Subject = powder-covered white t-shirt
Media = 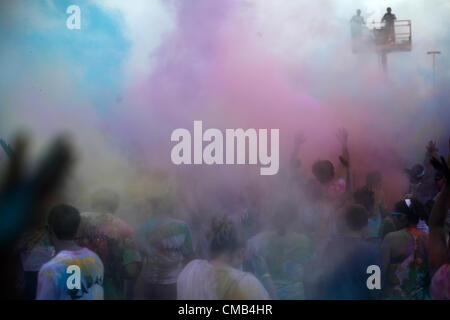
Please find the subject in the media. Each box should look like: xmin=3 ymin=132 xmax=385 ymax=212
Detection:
xmin=37 ymin=248 xmax=104 ymax=300
xmin=177 ymin=259 xmax=269 ymax=300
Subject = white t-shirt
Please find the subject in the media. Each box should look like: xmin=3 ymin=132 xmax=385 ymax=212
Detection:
xmin=177 ymin=259 xmax=269 ymax=300
xmin=37 ymin=248 xmax=104 ymax=300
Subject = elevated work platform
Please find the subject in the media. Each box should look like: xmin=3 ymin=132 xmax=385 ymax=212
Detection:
xmin=351 ymin=19 xmax=412 ymax=72
xmin=371 ymin=20 xmax=412 ymax=53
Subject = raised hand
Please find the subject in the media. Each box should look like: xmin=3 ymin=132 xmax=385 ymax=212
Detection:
xmin=291 ymin=132 xmax=305 ymax=170
xmin=426 ymin=140 xmax=438 ymax=158
xmin=339 ymin=155 xmax=350 ymax=168
xmin=430 ymin=156 xmax=449 ymax=186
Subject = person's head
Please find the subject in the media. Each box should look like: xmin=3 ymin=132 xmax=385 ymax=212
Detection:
xmin=353 ymin=187 xmax=375 ymax=216
xmin=342 ymin=204 xmax=369 ymax=235
xmin=312 ymin=160 xmax=335 ymax=185
xmin=90 ymin=188 xmax=119 ymax=214
xmin=47 ymin=204 xmax=81 ymax=243
xmin=387 ymin=7 xmax=392 ymax=13
xmin=366 ymin=170 xmax=382 ymax=190
xmin=208 ymin=215 xmax=245 ymax=267
xmin=407 ymin=164 xmax=425 ymax=185
xmin=391 ymin=198 xmax=422 ymax=229
xmin=357 ymin=9 xmax=361 ymax=16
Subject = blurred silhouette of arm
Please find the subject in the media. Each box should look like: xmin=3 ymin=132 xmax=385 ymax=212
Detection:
xmin=0 ymin=138 xmax=13 ymax=158
xmin=0 ymin=134 xmax=73 ymax=298
xmin=337 ymin=128 xmax=353 ymax=196
xmin=380 ymin=233 xmax=393 ymax=294
xmin=428 ymin=156 xmax=450 ymax=277
xmin=0 ymin=135 xmax=73 ymax=245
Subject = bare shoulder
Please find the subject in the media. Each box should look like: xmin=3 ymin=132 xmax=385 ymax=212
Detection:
xmin=382 ymin=230 xmax=401 ymax=244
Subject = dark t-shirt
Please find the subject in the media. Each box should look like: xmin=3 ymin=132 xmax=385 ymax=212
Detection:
xmin=382 ymin=13 xmax=396 ymax=26
xmin=319 ymin=236 xmax=380 ymax=300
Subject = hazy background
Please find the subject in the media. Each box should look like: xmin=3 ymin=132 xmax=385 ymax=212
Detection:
xmin=0 ymin=0 xmax=449 ymax=226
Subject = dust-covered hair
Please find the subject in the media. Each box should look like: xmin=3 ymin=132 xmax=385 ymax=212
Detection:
xmin=207 ymin=215 xmax=244 ymax=257
xmin=393 ymin=198 xmax=424 ymax=225
xmin=353 ymin=186 xmax=375 ymax=212
xmin=48 ymin=204 xmax=81 ymax=240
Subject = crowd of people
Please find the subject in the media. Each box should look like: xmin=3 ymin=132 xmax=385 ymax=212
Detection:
xmin=0 ymin=132 xmax=449 ymax=300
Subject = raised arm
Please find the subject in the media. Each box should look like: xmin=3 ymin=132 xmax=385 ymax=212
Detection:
xmin=290 ymin=132 xmax=305 ymax=170
xmin=428 ymin=156 xmax=450 ymax=276
xmin=337 ymin=128 xmax=353 ymax=195
xmin=0 ymin=138 xmax=13 ymax=158
xmin=425 ymin=140 xmax=439 ymax=166
xmin=380 ymin=234 xmax=392 ymax=292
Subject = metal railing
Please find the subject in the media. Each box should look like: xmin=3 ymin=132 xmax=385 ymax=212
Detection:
xmin=370 ymin=20 xmax=412 ymax=46
xmin=371 ymin=20 xmax=412 ymax=51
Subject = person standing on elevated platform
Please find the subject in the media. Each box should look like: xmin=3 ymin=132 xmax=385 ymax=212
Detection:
xmin=350 ymin=9 xmax=366 ymax=53
xmin=350 ymin=9 xmax=365 ymax=38
xmin=382 ymin=7 xmax=397 ymax=44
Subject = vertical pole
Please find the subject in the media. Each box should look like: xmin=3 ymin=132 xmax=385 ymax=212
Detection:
xmin=432 ymin=54 xmax=436 ymax=87
xmin=427 ymin=51 xmax=441 ymax=89
xmin=381 ymin=52 xmax=387 ymax=73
